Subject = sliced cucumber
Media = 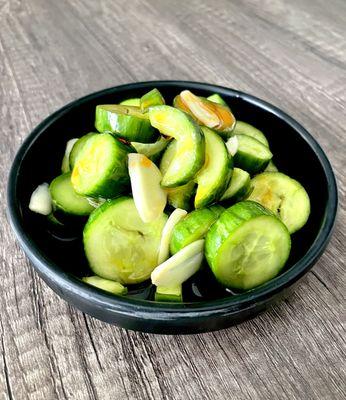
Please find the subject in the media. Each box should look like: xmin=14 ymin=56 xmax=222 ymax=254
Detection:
xmin=50 ymin=173 xmax=95 ymax=216
xmin=61 ymin=138 xmax=78 ymax=173
xmin=158 ymin=208 xmax=188 ymax=264
xmin=160 ymin=139 xmax=196 ymax=210
xmin=205 ymin=201 xmax=291 ymax=290
xmin=233 ymin=134 xmax=272 ymax=174
xmin=264 ymin=160 xmax=279 ymax=172
xmin=221 ymin=168 xmax=251 ymax=202
xmin=151 ymin=240 xmax=204 ymax=287
xmin=233 ymin=121 xmax=269 ymax=147
xmin=128 ymin=153 xmax=167 ymax=223
xmin=207 ymin=93 xmax=228 ymax=107
xmin=140 ymin=88 xmax=165 ymax=111
xmin=29 ymin=183 xmax=52 ymax=215
xmin=149 ymin=105 xmax=205 ymax=187
xmin=84 ymin=197 xmax=167 ymax=284
xmin=82 ymin=276 xmax=127 ymax=295
xmin=69 ymin=133 xmax=96 ymax=170
xmin=120 ymin=98 xmax=140 ymax=106
xmin=131 ymin=136 xmax=170 ymax=162
xmin=194 ymin=127 xmax=232 ymax=208
xmin=247 ymin=172 xmax=310 ymax=233
xmin=71 ymin=133 xmax=131 ymax=198
xmin=170 ymin=205 xmax=224 ymax=254
xmin=155 ymin=285 xmax=182 ymax=302
xmin=95 ymin=104 xmax=157 ymax=143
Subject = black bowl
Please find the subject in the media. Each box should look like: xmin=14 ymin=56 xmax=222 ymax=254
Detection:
xmin=7 ymin=81 xmax=337 ymax=334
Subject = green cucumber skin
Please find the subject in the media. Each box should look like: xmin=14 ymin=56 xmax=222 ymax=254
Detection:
xmin=170 ymin=205 xmax=224 ymax=254
xmin=69 ymin=133 xmax=96 ymax=170
xmin=72 ymin=133 xmax=132 ymax=198
xmin=205 ymin=201 xmax=291 ymax=290
xmin=95 ymin=105 xmax=157 ymax=143
xmin=50 ymin=173 xmax=95 ymax=216
xmin=167 ymin=181 xmax=196 ymax=211
xmin=221 ymin=168 xmax=251 ymax=203
xmin=140 ymin=88 xmax=165 ymax=110
xmin=233 ymin=135 xmax=272 ymax=174
xmin=233 ymin=121 xmax=269 ymax=147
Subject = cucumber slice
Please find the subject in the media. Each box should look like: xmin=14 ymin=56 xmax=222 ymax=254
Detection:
xmin=140 ymin=88 xmax=165 ymax=111
xmin=221 ymin=168 xmax=251 ymax=202
xmin=194 ymin=127 xmax=232 ymax=208
xmin=95 ymin=104 xmax=157 ymax=143
xmin=50 ymin=173 xmax=95 ymax=216
xmin=61 ymin=138 xmax=78 ymax=173
xmin=155 ymin=285 xmax=182 ymax=302
xmin=207 ymin=93 xmax=228 ymax=107
xmin=69 ymin=133 xmax=96 ymax=170
xmin=160 ymin=140 xmax=196 ymax=210
xmin=233 ymin=134 xmax=272 ymax=174
xmin=29 ymin=183 xmax=52 ymax=215
xmin=170 ymin=205 xmax=224 ymax=254
xmin=233 ymin=121 xmax=269 ymax=147
xmin=120 ymin=98 xmax=140 ymax=106
xmin=151 ymin=240 xmax=204 ymax=287
xmin=264 ymin=160 xmax=279 ymax=172
xmin=149 ymin=106 xmax=205 ymax=187
xmin=128 ymin=153 xmax=167 ymax=223
xmin=205 ymin=201 xmax=291 ymax=290
xmin=71 ymin=133 xmax=131 ymax=198
xmin=131 ymin=136 xmax=170 ymax=162
xmin=247 ymin=172 xmax=310 ymax=233
xmin=82 ymin=276 xmax=127 ymax=295
xmin=84 ymin=197 xmax=167 ymax=284
xmin=158 ymin=208 xmax=188 ymax=264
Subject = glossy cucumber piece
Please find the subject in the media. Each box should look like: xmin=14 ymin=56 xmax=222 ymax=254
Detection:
xmin=232 ymin=121 xmax=269 ymax=147
xmin=206 ymin=93 xmax=228 ymax=107
xmin=50 ymin=172 xmax=95 ymax=216
xmin=155 ymin=285 xmax=182 ymax=302
xmin=221 ymin=168 xmax=251 ymax=202
xmin=247 ymin=172 xmax=310 ymax=233
xmin=61 ymin=138 xmax=78 ymax=173
xmin=149 ymin=106 xmax=205 ymax=187
xmin=205 ymin=201 xmax=291 ymax=290
xmin=120 ymin=98 xmax=140 ymax=106
xmin=160 ymin=140 xmax=196 ymax=210
xmin=71 ymin=133 xmax=131 ymax=198
xmin=82 ymin=276 xmax=127 ymax=295
xmin=140 ymin=88 xmax=165 ymax=110
xmin=131 ymin=136 xmax=170 ymax=162
xmin=233 ymin=134 xmax=272 ymax=174
xmin=69 ymin=133 xmax=96 ymax=170
xmin=194 ymin=127 xmax=232 ymax=208
xmin=95 ymin=104 xmax=157 ymax=143
xmin=84 ymin=197 xmax=167 ymax=284
xmin=170 ymin=205 xmax=224 ymax=254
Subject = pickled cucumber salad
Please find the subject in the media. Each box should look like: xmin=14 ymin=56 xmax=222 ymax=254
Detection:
xmin=29 ymin=88 xmax=311 ymax=301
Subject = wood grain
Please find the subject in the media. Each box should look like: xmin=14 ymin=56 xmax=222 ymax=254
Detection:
xmin=0 ymin=0 xmax=345 ymax=399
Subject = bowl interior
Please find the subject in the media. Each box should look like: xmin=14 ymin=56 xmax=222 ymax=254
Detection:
xmin=10 ymin=82 xmax=332 ymax=305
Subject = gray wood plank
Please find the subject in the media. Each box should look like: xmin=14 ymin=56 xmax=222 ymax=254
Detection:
xmin=0 ymin=0 xmax=345 ymax=399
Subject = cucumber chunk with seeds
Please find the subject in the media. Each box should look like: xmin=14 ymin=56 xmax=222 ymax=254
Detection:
xmin=69 ymin=133 xmax=96 ymax=170
xmin=247 ymin=172 xmax=310 ymax=233
xmin=221 ymin=168 xmax=251 ymax=202
xmin=95 ymin=104 xmax=157 ymax=143
xmin=170 ymin=205 xmax=224 ymax=254
xmin=194 ymin=127 xmax=232 ymax=208
xmin=71 ymin=133 xmax=131 ymax=198
xmin=205 ymin=201 xmax=291 ymax=290
xmin=140 ymin=88 xmax=165 ymax=111
xmin=233 ymin=121 xmax=269 ymax=147
xmin=149 ymin=106 xmax=205 ymax=187
xmin=50 ymin=173 xmax=95 ymax=216
xmin=155 ymin=285 xmax=182 ymax=302
xmin=84 ymin=197 xmax=167 ymax=284
xmin=233 ymin=134 xmax=272 ymax=174
xmin=82 ymin=276 xmax=127 ymax=295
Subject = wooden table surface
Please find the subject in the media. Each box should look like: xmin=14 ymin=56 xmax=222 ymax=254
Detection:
xmin=1 ymin=0 xmax=345 ymax=399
